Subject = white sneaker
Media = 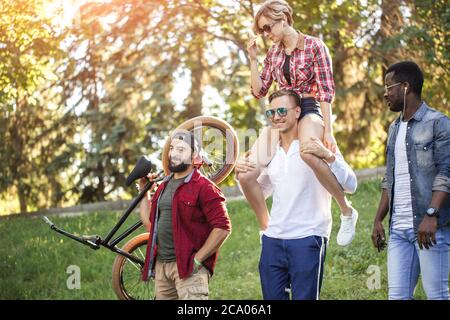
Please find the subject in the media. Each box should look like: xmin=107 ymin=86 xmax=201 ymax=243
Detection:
xmin=337 ymin=208 xmax=358 ymax=246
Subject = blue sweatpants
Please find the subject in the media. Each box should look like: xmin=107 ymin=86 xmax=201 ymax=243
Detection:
xmin=259 ymin=234 xmax=327 ymax=300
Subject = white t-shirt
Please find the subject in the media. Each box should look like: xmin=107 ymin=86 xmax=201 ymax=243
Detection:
xmin=392 ymin=121 xmax=414 ymax=230
xmin=239 ymin=139 xmax=357 ymax=240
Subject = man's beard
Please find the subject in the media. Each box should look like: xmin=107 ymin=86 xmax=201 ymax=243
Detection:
xmin=169 ymin=157 xmax=190 ymax=173
xmin=390 ymin=101 xmax=404 ymax=112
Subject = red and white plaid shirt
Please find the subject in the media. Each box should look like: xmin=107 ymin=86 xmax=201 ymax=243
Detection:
xmin=252 ymin=33 xmax=335 ymax=103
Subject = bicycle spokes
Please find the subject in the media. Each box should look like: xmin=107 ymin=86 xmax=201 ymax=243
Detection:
xmin=191 ymin=125 xmax=232 ymax=181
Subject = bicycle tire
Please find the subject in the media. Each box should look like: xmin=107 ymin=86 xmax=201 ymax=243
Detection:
xmin=111 ymin=233 xmax=154 ymax=300
xmin=162 ymin=116 xmax=239 ymax=184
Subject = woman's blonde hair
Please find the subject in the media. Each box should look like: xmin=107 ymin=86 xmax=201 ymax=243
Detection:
xmin=253 ymin=0 xmax=294 ymax=35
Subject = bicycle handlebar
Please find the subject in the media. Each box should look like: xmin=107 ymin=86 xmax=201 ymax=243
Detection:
xmin=42 ymin=216 xmax=54 ymax=228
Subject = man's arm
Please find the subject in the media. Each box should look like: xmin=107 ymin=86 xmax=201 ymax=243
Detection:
xmin=139 ymin=196 xmax=151 ymax=232
xmin=418 ymin=117 xmax=450 ymax=249
xmin=417 ymin=191 xmax=448 ymax=250
xmin=234 ymin=157 xmax=273 ymax=230
xmin=138 ymin=175 xmax=158 ymax=232
xmin=371 ymin=188 xmax=389 ymax=249
xmin=194 ymin=228 xmax=230 ymax=265
xmin=234 ymin=157 xmax=273 ymax=199
xmin=431 ymin=116 xmax=450 ymax=193
xmin=196 ymin=183 xmax=232 ymax=264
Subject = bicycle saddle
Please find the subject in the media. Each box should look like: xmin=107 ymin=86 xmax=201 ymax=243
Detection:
xmin=125 ymin=156 xmax=152 ymax=186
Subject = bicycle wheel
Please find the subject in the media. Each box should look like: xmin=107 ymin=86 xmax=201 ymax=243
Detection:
xmin=112 ymin=233 xmax=154 ymax=300
xmin=162 ymin=116 xmax=239 ymax=184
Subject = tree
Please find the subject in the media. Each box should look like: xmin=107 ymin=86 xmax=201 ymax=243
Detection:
xmin=0 ymin=0 xmax=78 ymax=212
xmin=2 ymin=0 xmax=448 ymax=212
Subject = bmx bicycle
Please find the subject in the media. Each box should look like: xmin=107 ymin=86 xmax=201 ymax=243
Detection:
xmin=43 ymin=116 xmax=239 ymax=300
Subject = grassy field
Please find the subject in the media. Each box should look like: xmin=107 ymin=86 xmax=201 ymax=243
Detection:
xmin=0 ymin=179 xmax=428 ymax=300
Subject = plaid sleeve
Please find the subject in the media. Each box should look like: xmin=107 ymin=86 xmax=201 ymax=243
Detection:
xmin=312 ymin=39 xmax=335 ymax=103
xmin=252 ymin=48 xmax=274 ymax=99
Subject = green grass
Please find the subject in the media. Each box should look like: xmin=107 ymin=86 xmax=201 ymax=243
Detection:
xmin=0 ymin=179 xmax=427 ymax=300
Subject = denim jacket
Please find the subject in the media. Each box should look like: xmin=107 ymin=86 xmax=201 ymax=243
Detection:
xmin=382 ymin=102 xmax=450 ymax=232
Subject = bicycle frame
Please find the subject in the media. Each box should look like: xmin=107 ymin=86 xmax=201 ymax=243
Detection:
xmin=43 ymin=178 xmax=162 ymax=266
xmin=43 ymin=153 xmax=212 ymax=267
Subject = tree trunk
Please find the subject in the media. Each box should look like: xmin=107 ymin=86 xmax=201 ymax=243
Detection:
xmin=183 ymin=43 xmax=204 ymax=119
xmin=379 ymin=0 xmax=404 ymax=72
xmin=18 ymin=183 xmax=27 ymax=213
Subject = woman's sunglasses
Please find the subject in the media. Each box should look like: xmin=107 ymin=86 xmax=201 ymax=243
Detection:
xmin=265 ymin=107 xmax=296 ymax=118
xmin=260 ymin=21 xmax=278 ymax=35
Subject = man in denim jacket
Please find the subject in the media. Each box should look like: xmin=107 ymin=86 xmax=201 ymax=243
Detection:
xmin=372 ymin=61 xmax=450 ymax=300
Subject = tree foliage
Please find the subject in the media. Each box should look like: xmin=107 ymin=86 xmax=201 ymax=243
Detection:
xmin=1 ymin=0 xmax=448 ymax=213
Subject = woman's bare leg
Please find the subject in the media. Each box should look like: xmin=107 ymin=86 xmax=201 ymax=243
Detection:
xmin=238 ymin=166 xmax=269 ymax=230
xmin=298 ymin=115 xmax=357 ymax=246
xmin=238 ymin=126 xmax=279 ymax=230
xmin=249 ymin=126 xmax=280 ymax=167
xmin=297 ymin=115 xmax=352 ymax=216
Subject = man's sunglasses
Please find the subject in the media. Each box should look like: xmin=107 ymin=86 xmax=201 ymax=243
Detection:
xmin=265 ymin=107 xmax=297 ymax=118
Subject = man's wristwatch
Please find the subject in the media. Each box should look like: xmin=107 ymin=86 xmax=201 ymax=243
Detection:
xmin=426 ymin=207 xmax=439 ymax=218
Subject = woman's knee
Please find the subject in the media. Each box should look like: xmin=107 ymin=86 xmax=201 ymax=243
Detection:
xmin=237 ymin=168 xmax=260 ymax=185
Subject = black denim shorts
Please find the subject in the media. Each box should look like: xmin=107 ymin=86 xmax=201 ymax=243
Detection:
xmin=299 ymin=97 xmax=323 ymax=121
